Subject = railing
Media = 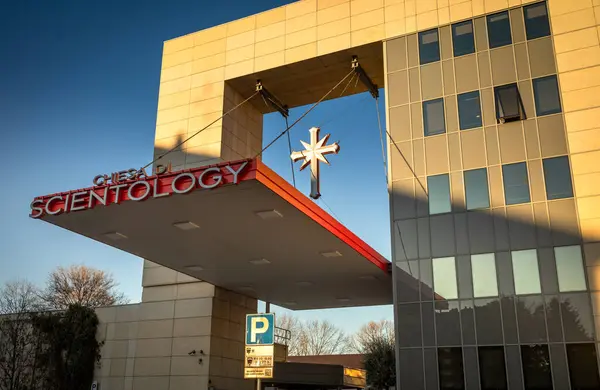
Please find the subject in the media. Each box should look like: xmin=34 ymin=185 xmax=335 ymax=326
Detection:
xmin=274 ymin=326 xmax=291 ymax=345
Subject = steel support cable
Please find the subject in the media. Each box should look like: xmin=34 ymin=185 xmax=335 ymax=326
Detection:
xmin=256 ymin=69 xmax=355 ymax=158
xmin=142 ymin=90 xmax=259 ymax=170
xmin=374 ymin=96 xmax=388 ymax=182
xmin=284 ymin=116 xmax=297 ymax=188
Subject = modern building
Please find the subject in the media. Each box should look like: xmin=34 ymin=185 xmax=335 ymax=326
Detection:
xmin=28 ymin=0 xmax=600 ymax=389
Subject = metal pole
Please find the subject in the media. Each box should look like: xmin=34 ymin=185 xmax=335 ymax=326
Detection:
xmin=265 ymin=301 xmax=270 ymax=313
xmin=256 ymin=378 xmax=261 ymax=390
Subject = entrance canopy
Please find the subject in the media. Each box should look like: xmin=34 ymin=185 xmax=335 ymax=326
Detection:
xmin=30 ymin=159 xmax=392 ymax=310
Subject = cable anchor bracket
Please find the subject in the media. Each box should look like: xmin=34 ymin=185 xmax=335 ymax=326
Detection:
xmin=351 ymin=56 xmax=379 ymax=99
xmin=256 ymin=80 xmax=289 ymax=118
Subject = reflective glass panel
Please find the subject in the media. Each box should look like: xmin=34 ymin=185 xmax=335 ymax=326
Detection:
xmin=487 ymin=11 xmax=512 ymax=48
xmin=543 ymin=156 xmax=574 ymax=200
xmin=524 ymin=2 xmax=551 ymax=40
xmin=464 ymin=168 xmax=490 ymax=210
xmin=566 ymin=344 xmax=600 ymax=390
xmin=521 ymin=345 xmax=553 ymax=390
xmin=428 ymin=174 xmax=452 ymax=215
xmin=452 ymin=20 xmax=475 ymax=57
xmin=472 ymin=253 xmax=499 ymax=298
xmin=533 ymin=75 xmax=562 ymax=116
xmin=458 ymin=91 xmax=483 ymax=130
xmin=438 ymin=347 xmax=465 ymax=390
xmin=555 ymin=245 xmax=587 ymax=292
xmin=512 ymin=249 xmax=541 ymax=295
xmin=479 ymin=346 xmax=508 ymax=390
xmin=419 ymin=29 xmax=441 ymax=64
xmin=433 ymin=257 xmax=458 ymax=300
xmin=503 ymin=162 xmax=531 ymax=205
xmin=424 ymin=98 xmax=446 ymax=136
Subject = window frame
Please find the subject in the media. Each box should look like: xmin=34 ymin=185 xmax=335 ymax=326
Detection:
xmin=524 ymin=1 xmax=551 ymax=40
xmin=452 ymin=20 xmax=476 ymax=57
xmin=533 ymin=75 xmax=562 ymax=116
xmin=427 ymin=174 xmax=452 ymax=215
xmin=419 ymin=28 xmax=441 ymax=65
xmin=487 ymin=10 xmax=513 ymax=49
xmin=502 ymin=162 xmax=531 ymax=205
xmin=543 ymin=156 xmax=574 ymax=200
xmin=457 ymin=90 xmax=483 ymax=130
xmin=494 ymin=83 xmax=526 ymax=123
xmin=423 ymin=98 xmax=447 ymax=136
xmin=464 ymin=168 xmax=491 ymax=210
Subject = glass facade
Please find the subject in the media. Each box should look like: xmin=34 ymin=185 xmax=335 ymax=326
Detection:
xmin=387 ymin=2 xmax=598 ymax=389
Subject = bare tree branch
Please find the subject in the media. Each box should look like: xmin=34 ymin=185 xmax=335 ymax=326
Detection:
xmin=276 ymin=314 xmax=350 ymax=356
xmin=40 ymin=265 xmax=128 ymax=310
xmin=350 ymin=319 xmax=395 ymax=353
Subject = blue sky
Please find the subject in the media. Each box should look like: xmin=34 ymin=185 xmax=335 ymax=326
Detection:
xmin=0 ymin=0 xmax=393 ymax=333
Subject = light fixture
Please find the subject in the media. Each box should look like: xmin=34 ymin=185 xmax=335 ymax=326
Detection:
xmin=284 ymin=301 xmax=297 ymax=306
xmin=173 ymin=221 xmax=200 ymax=230
xmin=254 ymin=209 xmax=283 ymax=220
xmin=295 ymin=281 xmax=313 ymax=287
xmin=336 ymin=297 xmax=351 ymax=303
xmin=238 ymin=286 xmax=254 ymax=291
xmin=320 ymin=250 xmax=342 ymax=258
xmin=185 ymin=265 xmax=204 ymax=272
xmin=103 ymin=232 xmax=127 ymax=240
xmin=249 ymin=258 xmax=271 ymax=265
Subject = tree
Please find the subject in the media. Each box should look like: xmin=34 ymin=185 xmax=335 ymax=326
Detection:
xmin=0 ymin=280 xmax=43 ymax=390
xmin=351 ymin=319 xmax=394 ymax=353
xmin=276 ymin=314 xmax=350 ymax=356
xmin=40 ymin=265 xmax=128 ymax=310
xmin=363 ymin=335 xmax=396 ymax=390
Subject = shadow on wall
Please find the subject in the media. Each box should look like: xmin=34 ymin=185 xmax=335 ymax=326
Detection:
xmin=390 ymin=173 xmax=600 ymax=382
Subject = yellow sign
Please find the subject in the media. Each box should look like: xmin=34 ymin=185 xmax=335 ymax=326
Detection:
xmin=244 ymin=367 xmax=273 ymax=379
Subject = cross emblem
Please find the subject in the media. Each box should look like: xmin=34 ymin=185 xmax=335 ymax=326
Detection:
xmin=290 ymin=127 xmax=340 ymax=199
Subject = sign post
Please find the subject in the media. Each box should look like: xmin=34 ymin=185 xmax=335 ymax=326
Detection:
xmin=245 ymin=313 xmax=275 ymax=386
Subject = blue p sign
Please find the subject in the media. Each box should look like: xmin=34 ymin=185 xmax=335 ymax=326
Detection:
xmin=246 ymin=313 xmax=275 ymax=345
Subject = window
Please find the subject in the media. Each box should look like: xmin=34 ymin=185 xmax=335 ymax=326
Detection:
xmin=543 ymin=156 xmax=573 ymax=200
xmin=494 ymin=84 xmax=525 ymax=123
xmin=438 ymin=348 xmax=465 ymax=390
xmin=566 ymin=344 xmax=600 ymax=390
xmin=524 ymin=2 xmax=551 ymax=40
xmin=464 ymin=168 xmax=490 ymax=210
xmin=452 ymin=20 xmax=475 ymax=57
xmin=512 ymin=249 xmax=541 ymax=295
xmin=555 ymin=245 xmax=587 ymax=292
xmin=521 ymin=345 xmax=553 ymax=390
xmin=472 ymin=253 xmax=498 ymax=298
xmin=479 ymin=347 xmax=507 ymax=390
xmin=458 ymin=91 xmax=483 ymax=130
xmin=433 ymin=257 xmax=458 ymax=300
xmin=533 ymin=75 xmax=562 ymax=116
xmin=428 ymin=174 xmax=451 ymax=214
xmin=423 ymin=98 xmax=446 ymax=136
xmin=487 ymin=11 xmax=512 ymax=48
xmin=419 ymin=29 xmax=440 ymax=64
xmin=502 ymin=162 xmax=531 ymax=205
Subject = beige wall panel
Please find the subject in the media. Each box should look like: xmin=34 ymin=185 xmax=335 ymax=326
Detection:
xmin=193 ymin=40 xmax=227 ymax=61
xmin=318 ymin=18 xmax=351 ymax=40
xmin=143 ymin=267 xmax=178 ymax=287
xmin=255 ymin=51 xmax=286 ymax=71
xmin=161 ymin=63 xmax=192 ymax=83
xmin=287 ymin=13 xmax=317 ymax=35
xmin=461 ymin=130 xmax=487 ymax=169
xmin=571 ymin=150 xmax=600 ymax=175
xmin=287 ymin=0 xmax=317 ymax=18
xmin=162 ymin=49 xmax=193 ymax=69
xmin=450 ymin=2 xmax=473 ymax=22
xmin=191 ymin=25 xmax=227 ymax=47
xmin=559 ymin=66 xmax=600 ymax=93
xmin=190 ymin=81 xmax=225 ymax=104
xmin=173 ymin=317 xmax=213 ymax=337
xmin=352 ymin=9 xmax=384 ymax=31
xmin=319 ymin=3 xmax=350 ymax=24
xmin=568 ymin=128 xmax=600 ymax=154
xmin=256 ymin=7 xmax=286 ymax=28
xmin=556 ymin=46 xmax=600 ymax=73
xmin=575 ymin=173 xmax=600 ymax=198
xmin=137 ymin=319 xmax=174 ymax=339
xmin=564 ymin=107 xmax=600 ymax=133
xmin=134 ymin=357 xmax=172 ymax=377
xmin=133 ymin=376 xmax=170 ymax=390
xmin=351 ymin=0 xmax=383 ymax=15
xmin=562 ymin=86 xmax=600 ymax=113
xmin=551 ymin=8 xmax=596 ymax=35
xmin=285 ymin=42 xmax=318 ymax=64
xmin=255 ymin=22 xmax=285 ymax=43
xmin=319 ymin=0 xmax=349 ymax=10
xmin=155 ymin=120 xmax=188 ymax=140
xmin=164 ymin=35 xmax=194 ymax=55
xmin=159 ymin=77 xmax=191 ymax=97
xmin=425 ymin=135 xmax=450 ymax=174
xmin=581 ymin=219 xmax=600 ymax=242
xmin=386 ymin=19 xmax=407 ymax=39
xmin=255 ymin=36 xmax=285 ymax=57
xmin=136 ymin=338 xmax=173 ymax=358
xmin=191 ymin=67 xmax=225 ymax=88
xmin=548 ymin=0 xmax=594 ymax=16
xmin=385 ymin=3 xmax=405 ymax=23
xmin=498 ymin=122 xmax=526 ymax=163
xmin=157 ymin=91 xmax=190 ymax=111
xmin=352 ymin=25 xmax=386 ymax=46
xmin=226 ymin=45 xmax=255 ymax=65
xmin=139 ymin=301 xmax=175 ymax=321
xmin=141 ymin=285 xmax=178 ymax=303
xmin=578 ymin=196 xmax=600 ymax=220
xmin=554 ymin=27 xmax=600 ymax=54
xmin=485 ymin=126 xmax=501 ymax=165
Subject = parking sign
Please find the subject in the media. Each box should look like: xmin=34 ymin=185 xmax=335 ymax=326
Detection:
xmin=245 ymin=313 xmax=275 ymax=345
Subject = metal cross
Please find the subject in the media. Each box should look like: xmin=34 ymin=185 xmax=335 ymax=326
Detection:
xmin=290 ymin=127 xmax=340 ymax=199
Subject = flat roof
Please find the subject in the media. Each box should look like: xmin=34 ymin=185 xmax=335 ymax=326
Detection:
xmin=30 ymin=159 xmax=393 ymax=310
